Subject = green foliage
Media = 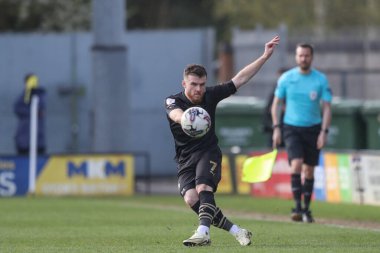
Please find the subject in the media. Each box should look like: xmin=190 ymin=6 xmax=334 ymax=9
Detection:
xmin=127 ymin=0 xmax=216 ymax=29
xmin=0 ymin=0 xmax=91 ymax=32
xmin=214 ymin=0 xmax=315 ymax=30
xmin=323 ymin=0 xmax=380 ymax=31
xmin=1 ymin=0 xmax=380 ymax=41
xmin=0 ymin=196 xmax=379 ymax=252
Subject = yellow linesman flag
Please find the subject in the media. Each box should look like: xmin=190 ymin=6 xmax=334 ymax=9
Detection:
xmin=242 ymin=149 xmax=278 ymax=183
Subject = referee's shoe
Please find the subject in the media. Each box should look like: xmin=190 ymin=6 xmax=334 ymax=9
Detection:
xmin=291 ymin=208 xmax=303 ymax=222
xmin=302 ymin=209 xmax=315 ymax=223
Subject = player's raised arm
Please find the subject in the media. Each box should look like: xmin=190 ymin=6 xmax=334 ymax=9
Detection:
xmin=232 ymin=36 xmax=280 ymax=89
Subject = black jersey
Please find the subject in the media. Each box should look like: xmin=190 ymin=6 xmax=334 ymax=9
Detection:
xmin=165 ymin=81 xmax=237 ymax=162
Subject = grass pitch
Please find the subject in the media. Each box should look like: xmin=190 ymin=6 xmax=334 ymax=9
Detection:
xmin=0 ymin=195 xmax=379 ymax=253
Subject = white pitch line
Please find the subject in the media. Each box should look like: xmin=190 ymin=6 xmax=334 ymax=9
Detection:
xmin=122 ymin=201 xmax=380 ymax=233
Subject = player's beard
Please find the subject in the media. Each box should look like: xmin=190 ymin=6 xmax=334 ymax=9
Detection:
xmin=185 ymin=92 xmax=202 ymax=104
xmin=191 ymin=93 xmax=202 ymax=104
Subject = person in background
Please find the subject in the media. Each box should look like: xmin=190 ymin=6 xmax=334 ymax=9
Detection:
xmin=262 ymin=67 xmax=287 ymax=147
xmin=14 ymin=73 xmax=46 ymax=155
xmin=271 ymin=43 xmax=332 ymax=223
xmin=165 ymin=36 xmax=279 ymax=247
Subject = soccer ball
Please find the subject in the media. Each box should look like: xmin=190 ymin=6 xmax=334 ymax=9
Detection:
xmin=181 ymin=107 xmax=211 ymax=138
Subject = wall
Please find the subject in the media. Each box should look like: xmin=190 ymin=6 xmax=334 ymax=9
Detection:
xmin=0 ymin=28 xmax=215 ymax=176
xmin=232 ymin=27 xmax=380 ymax=100
xmin=3 ymin=27 xmax=379 ymax=177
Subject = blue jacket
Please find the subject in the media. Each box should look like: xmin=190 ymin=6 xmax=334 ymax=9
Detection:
xmin=14 ymin=88 xmax=46 ymax=150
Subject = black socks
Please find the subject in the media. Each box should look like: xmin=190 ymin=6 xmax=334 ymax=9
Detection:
xmin=191 ymin=200 xmax=233 ymax=231
xmin=212 ymin=207 xmax=233 ymax=231
xmin=291 ymin=173 xmax=302 ymax=211
xmin=303 ymin=178 xmax=314 ymax=211
xmin=198 ymin=191 xmax=217 ymax=227
xmin=291 ymin=174 xmax=315 ymax=211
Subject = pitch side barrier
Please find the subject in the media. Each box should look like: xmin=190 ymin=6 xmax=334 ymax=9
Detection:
xmin=219 ymin=148 xmax=380 ymax=206
xmin=0 ymin=152 xmax=151 ymax=197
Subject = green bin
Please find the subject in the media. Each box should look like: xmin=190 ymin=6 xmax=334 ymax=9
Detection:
xmin=327 ymin=98 xmax=366 ymax=149
xmin=215 ymin=96 xmax=267 ymax=150
xmin=361 ymin=100 xmax=380 ymax=150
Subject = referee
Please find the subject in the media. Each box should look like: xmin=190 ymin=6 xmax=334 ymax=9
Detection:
xmin=271 ymin=43 xmax=332 ymax=223
xmin=165 ymin=36 xmax=279 ymax=246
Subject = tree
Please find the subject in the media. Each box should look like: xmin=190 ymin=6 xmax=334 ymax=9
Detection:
xmin=0 ymin=0 xmax=91 ymax=32
xmin=127 ymin=0 xmax=215 ymax=29
xmin=0 ymin=0 xmax=379 ymax=40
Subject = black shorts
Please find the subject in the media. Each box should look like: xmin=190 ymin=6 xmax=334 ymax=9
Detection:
xmin=177 ymin=146 xmax=222 ymax=197
xmin=283 ymin=124 xmax=321 ymax=166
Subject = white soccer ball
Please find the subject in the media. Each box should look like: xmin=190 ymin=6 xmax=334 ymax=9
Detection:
xmin=181 ymin=107 xmax=211 ymax=138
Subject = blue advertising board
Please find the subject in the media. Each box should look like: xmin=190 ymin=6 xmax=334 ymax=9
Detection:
xmin=0 ymin=156 xmax=48 ymax=196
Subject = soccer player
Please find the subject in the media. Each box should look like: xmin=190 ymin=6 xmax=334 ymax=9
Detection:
xmin=271 ymin=43 xmax=332 ymax=223
xmin=165 ymin=36 xmax=280 ymax=246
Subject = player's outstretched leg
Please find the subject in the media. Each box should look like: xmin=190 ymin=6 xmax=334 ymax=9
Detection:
xmin=183 ymin=229 xmax=211 ymax=247
xmin=233 ymin=227 xmax=252 ymax=246
xmin=183 ymin=191 xmax=216 ymax=247
xmin=187 ymin=193 xmax=252 ymax=246
xmin=212 ymin=207 xmax=252 ymax=246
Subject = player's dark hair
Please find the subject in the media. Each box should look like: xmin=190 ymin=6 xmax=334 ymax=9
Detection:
xmin=183 ymin=64 xmax=207 ymax=78
xmin=24 ymin=73 xmax=36 ymax=83
xmin=296 ymin=43 xmax=314 ymax=55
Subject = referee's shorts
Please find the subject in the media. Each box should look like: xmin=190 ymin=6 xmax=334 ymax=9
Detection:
xmin=283 ymin=123 xmax=321 ymax=166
